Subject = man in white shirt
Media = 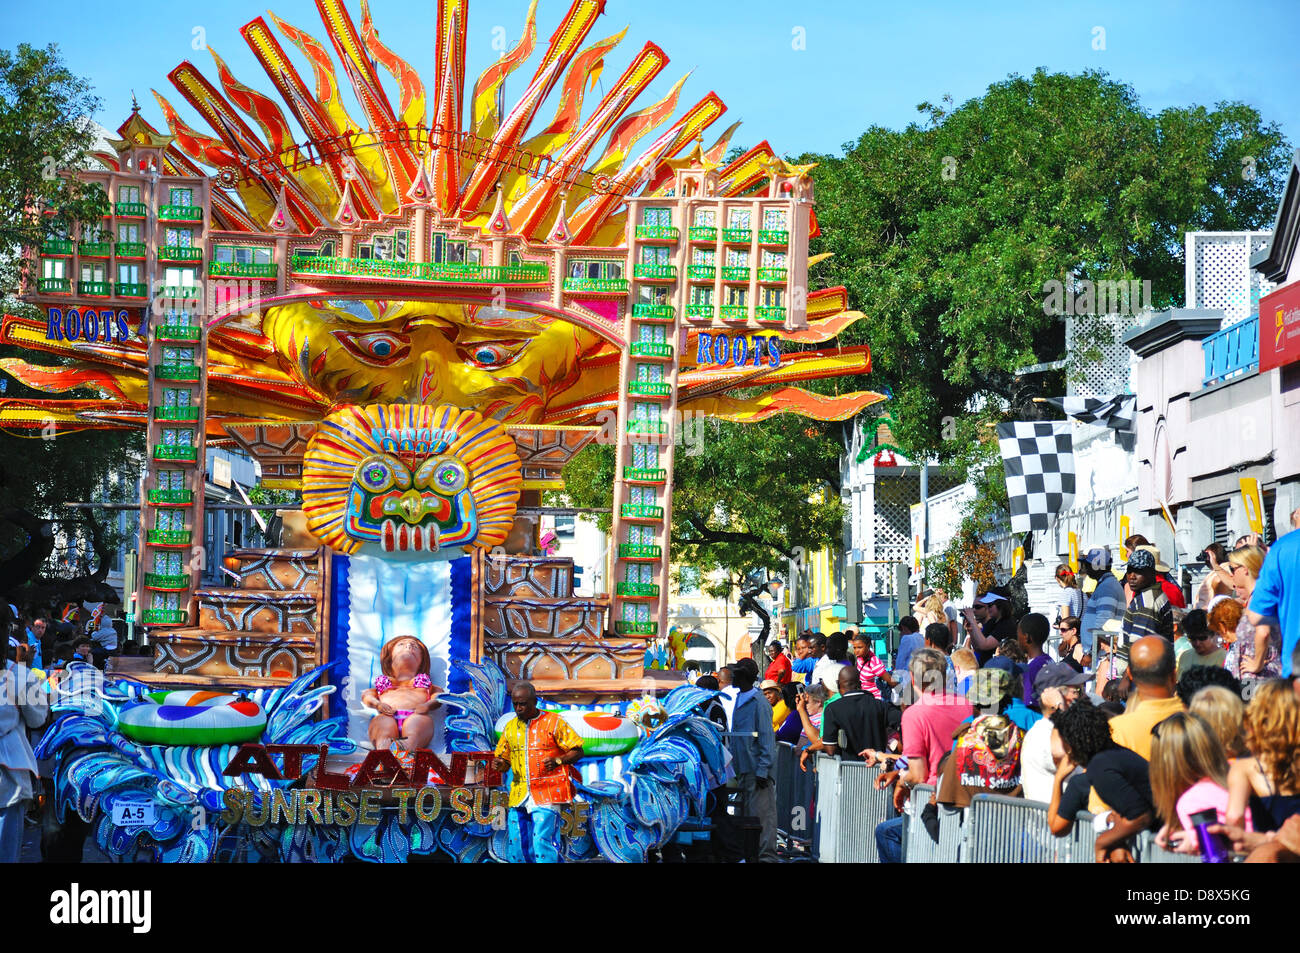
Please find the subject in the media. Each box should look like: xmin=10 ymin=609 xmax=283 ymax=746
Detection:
xmin=1020 ymin=662 xmax=1088 ymax=803
xmin=717 ymin=664 xmax=739 ymax=727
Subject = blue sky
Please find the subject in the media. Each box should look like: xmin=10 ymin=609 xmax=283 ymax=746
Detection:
xmin=2 ymin=0 xmax=1297 ymax=156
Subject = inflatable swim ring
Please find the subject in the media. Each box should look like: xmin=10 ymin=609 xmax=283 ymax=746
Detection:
xmin=492 ymin=709 xmax=642 ymax=758
xmin=118 ymin=690 xmax=266 ymax=746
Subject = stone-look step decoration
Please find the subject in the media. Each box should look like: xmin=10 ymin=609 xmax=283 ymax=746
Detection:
xmin=196 ymin=588 xmax=317 ymax=633
xmin=226 ymin=547 xmax=322 ymax=592
xmin=481 ymin=597 xmax=608 ymax=642
xmin=485 ymin=637 xmax=646 ymax=681
xmin=151 ymin=628 xmax=317 ymax=679
xmin=482 ymin=555 xmax=574 ymax=599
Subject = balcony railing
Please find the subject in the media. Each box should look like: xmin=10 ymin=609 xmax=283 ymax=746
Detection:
xmin=757 ymin=267 xmax=788 ymax=282
xmin=41 ymin=239 xmax=74 ymax=255
xmin=618 ymin=543 xmax=662 ymax=560
xmin=615 ymin=582 xmax=660 ymax=599
xmin=158 ymin=205 xmax=203 ymax=221
xmin=154 ymin=364 xmax=201 ymax=381
xmin=719 ymin=305 xmax=750 ymax=321
xmin=78 ymin=281 xmax=111 ymax=296
xmin=153 ymin=444 xmax=198 ymax=462
xmin=115 ymin=282 xmax=147 ymax=298
xmin=685 ymin=303 xmax=715 ymax=321
xmin=626 ymin=420 xmax=669 ymax=436
xmin=38 ymin=278 xmax=71 ymax=293
xmin=144 ymin=572 xmax=191 ymax=591
xmin=78 ymin=241 xmax=112 ymax=257
xmin=722 ymin=266 xmax=750 ymax=281
xmin=622 ymin=466 xmax=667 ymax=483
xmin=722 ymin=227 xmax=751 ymax=243
xmin=154 ymin=406 xmax=200 ymax=421
xmin=142 ymin=608 xmax=188 ymax=625
xmin=115 ymin=241 xmax=146 ymax=258
xmin=209 ymin=261 xmax=277 ymax=278
xmin=115 ymin=201 xmax=147 ymax=217
xmin=615 ymin=620 xmax=659 ymax=635
xmin=687 ymin=264 xmax=715 ymax=280
xmin=758 ymin=229 xmax=789 ymax=245
xmin=689 ymin=226 xmax=717 ymax=242
xmin=631 ymin=303 xmax=674 ymax=321
xmin=629 ymin=342 xmax=673 ymax=360
xmin=627 ymin=381 xmax=672 ymax=398
xmin=147 ymin=488 xmax=194 ymax=505
xmin=1203 ymin=316 xmax=1259 ymax=387
xmin=632 ymin=263 xmax=677 ymax=280
xmin=620 ymin=503 xmax=664 ymax=521
xmin=156 ymin=324 xmax=202 ymax=341
xmin=756 ymin=306 xmax=787 ymax=322
xmin=158 ymin=285 xmax=201 ymax=299
xmin=147 ymin=529 xmax=192 ymax=546
xmin=563 ymin=276 xmax=628 ymax=293
xmin=292 ymin=254 xmax=548 ymax=285
xmin=635 ymin=225 xmax=680 ymax=241
xmin=159 ymin=245 xmax=203 ymax=262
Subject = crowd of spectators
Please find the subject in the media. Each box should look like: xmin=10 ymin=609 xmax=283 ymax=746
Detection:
xmin=697 ymin=520 xmax=1300 ymax=862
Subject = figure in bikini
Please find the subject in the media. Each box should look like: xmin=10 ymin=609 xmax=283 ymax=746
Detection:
xmin=361 ymin=635 xmax=443 ymax=751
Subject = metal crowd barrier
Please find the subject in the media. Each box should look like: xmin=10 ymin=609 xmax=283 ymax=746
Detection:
xmin=793 ymin=754 xmax=1204 ymax=863
xmin=774 ymin=741 xmax=817 ymax=855
xmin=902 ymin=785 xmax=964 ymax=863
xmin=814 ymin=755 xmax=896 ymax=863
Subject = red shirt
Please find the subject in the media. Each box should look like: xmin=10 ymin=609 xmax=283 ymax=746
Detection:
xmin=1159 ymin=576 xmax=1186 ymax=609
xmin=765 ymin=653 xmax=792 ymax=685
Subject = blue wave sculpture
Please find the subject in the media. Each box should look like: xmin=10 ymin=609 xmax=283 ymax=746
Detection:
xmin=36 ymin=660 xmax=725 ymax=863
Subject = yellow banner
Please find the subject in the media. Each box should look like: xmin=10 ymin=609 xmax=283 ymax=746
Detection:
xmin=1119 ymin=515 xmax=1131 ymax=560
xmin=1068 ymin=532 xmax=1079 ymax=574
xmin=1239 ymin=477 xmax=1265 ymax=534
xmin=1012 ymin=545 xmax=1024 ymax=576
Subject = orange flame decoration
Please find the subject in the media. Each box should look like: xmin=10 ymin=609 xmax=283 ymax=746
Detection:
xmin=1 ymin=1 xmax=887 ymax=443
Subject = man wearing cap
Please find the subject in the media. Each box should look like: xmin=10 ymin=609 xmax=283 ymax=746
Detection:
xmin=1135 ymin=544 xmax=1186 ymax=609
xmin=1122 ymin=549 xmax=1174 ymax=644
xmin=1020 ymin=662 xmax=1089 ymax=802
xmin=961 ymin=586 xmax=1017 ymax=666
xmin=1080 ymin=548 xmax=1124 ymax=656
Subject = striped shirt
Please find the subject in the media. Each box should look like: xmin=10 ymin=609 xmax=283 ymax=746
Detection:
xmin=855 ymin=654 xmax=887 ymax=699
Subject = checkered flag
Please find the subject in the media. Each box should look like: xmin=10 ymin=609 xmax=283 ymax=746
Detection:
xmin=1042 ymin=395 xmax=1136 ymax=450
xmin=997 ymin=421 xmax=1076 ymax=534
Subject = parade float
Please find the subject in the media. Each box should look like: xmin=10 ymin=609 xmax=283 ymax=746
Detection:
xmin=4 ymin=0 xmax=884 ymax=861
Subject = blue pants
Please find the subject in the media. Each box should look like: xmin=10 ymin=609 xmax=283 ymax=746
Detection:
xmin=0 ymin=802 xmax=25 ymax=864
xmin=875 ymin=815 xmax=905 ymax=864
xmin=507 ymin=806 xmax=561 ymax=863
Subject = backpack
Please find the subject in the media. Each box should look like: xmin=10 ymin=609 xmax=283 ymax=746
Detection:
xmin=936 ymin=714 xmax=1024 ymax=808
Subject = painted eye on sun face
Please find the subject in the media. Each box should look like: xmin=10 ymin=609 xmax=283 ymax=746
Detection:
xmin=332 ymin=330 xmax=412 ymax=366
xmin=355 ymin=454 xmax=411 ymax=492
xmin=414 ymin=456 xmax=468 ymax=494
xmin=457 ymin=338 xmax=528 ymax=369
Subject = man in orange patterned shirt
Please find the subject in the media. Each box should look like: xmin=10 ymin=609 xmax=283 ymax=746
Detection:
xmin=492 ymin=681 xmax=585 ymax=863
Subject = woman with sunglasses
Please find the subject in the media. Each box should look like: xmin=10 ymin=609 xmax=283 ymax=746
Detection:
xmin=1176 ymin=608 xmax=1226 ymax=680
xmin=1056 ymin=616 xmax=1086 ymax=672
xmin=1223 ymin=546 xmax=1281 ymax=686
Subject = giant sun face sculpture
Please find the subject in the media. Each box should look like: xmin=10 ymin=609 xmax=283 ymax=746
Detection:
xmin=301 ymin=404 xmax=522 ymax=557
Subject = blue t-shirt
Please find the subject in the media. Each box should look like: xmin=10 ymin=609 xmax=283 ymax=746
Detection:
xmin=790 ymin=656 xmax=817 ymax=679
xmin=894 ymin=631 xmax=925 ymax=675
xmin=1080 ymin=573 xmax=1124 ymax=647
xmin=1250 ymin=530 xmax=1300 ymax=678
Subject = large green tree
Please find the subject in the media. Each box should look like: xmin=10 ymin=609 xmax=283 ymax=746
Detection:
xmin=564 ymin=69 xmax=1291 ymax=595
xmin=0 ymin=44 xmax=133 ymax=604
xmin=559 ymin=414 xmax=845 ymax=598
xmin=803 ymin=69 xmax=1290 ymax=460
